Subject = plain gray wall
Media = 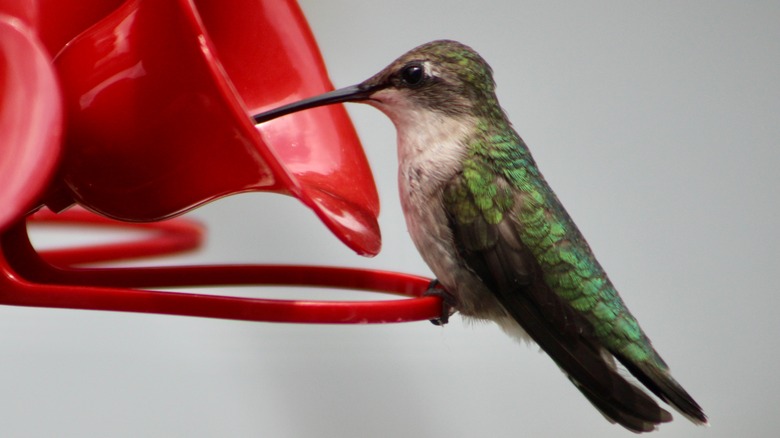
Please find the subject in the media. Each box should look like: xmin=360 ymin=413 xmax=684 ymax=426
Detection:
xmin=3 ymin=1 xmax=779 ymax=436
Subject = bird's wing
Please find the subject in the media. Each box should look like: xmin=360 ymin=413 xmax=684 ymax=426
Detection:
xmin=442 ymin=172 xmax=672 ymax=432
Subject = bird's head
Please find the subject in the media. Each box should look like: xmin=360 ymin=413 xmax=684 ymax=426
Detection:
xmin=254 ymin=40 xmax=501 ymax=127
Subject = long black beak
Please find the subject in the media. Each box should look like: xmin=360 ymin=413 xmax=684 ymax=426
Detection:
xmin=253 ymin=84 xmax=374 ymax=124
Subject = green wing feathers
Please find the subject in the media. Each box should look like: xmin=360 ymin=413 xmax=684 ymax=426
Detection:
xmin=443 ymin=122 xmax=706 ymax=428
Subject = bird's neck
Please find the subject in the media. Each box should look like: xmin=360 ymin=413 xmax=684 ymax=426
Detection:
xmin=391 ymin=109 xmax=477 ymax=193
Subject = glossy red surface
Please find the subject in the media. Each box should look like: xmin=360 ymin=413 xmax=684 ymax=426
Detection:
xmin=53 ymin=0 xmax=380 ymax=255
xmin=39 ymin=0 xmax=125 ymax=56
xmin=0 ymin=16 xmax=62 ymax=232
xmin=0 ymin=0 xmax=124 ymax=56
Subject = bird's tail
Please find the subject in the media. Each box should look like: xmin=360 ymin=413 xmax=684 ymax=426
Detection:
xmin=568 ymin=373 xmax=671 ymax=433
xmin=616 ymin=353 xmax=708 ymax=426
xmin=497 ymin=294 xmax=678 ymax=432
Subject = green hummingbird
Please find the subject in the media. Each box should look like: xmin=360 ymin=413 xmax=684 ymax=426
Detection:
xmin=253 ymin=40 xmax=707 ymax=432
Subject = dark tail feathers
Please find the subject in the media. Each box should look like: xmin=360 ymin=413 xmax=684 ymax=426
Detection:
xmin=618 ymin=355 xmax=708 ymax=425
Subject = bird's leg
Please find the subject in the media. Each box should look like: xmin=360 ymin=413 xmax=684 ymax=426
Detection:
xmin=423 ymin=279 xmax=458 ymax=326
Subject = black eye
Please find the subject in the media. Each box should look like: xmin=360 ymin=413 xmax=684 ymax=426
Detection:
xmin=400 ymin=63 xmax=425 ymax=87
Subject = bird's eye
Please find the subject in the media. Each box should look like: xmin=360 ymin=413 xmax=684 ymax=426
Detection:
xmin=400 ymin=63 xmax=425 ymax=87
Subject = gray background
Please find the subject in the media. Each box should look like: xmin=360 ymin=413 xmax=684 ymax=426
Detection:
xmin=3 ymin=1 xmax=779 ymax=436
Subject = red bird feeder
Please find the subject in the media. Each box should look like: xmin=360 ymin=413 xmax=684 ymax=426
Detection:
xmin=0 ymin=0 xmax=440 ymax=323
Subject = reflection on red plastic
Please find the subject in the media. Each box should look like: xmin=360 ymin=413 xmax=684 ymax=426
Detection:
xmin=0 ymin=0 xmax=125 ymax=56
xmin=0 ymin=17 xmax=62 ymax=233
xmin=0 ymin=208 xmax=440 ymax=324
xmin=52 ymin=0 xmax=380 ymax=256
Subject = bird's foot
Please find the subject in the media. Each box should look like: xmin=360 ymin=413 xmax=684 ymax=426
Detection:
xmin=423 ymin=279 xmax=458 ymax=326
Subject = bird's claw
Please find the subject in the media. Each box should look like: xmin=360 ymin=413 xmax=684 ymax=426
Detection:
xmin=423 ymin=279 xmax=458 ymax=326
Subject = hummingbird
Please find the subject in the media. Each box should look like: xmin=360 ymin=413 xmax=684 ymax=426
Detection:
xmin=253 ymin=40 xmax=707 ymax=432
